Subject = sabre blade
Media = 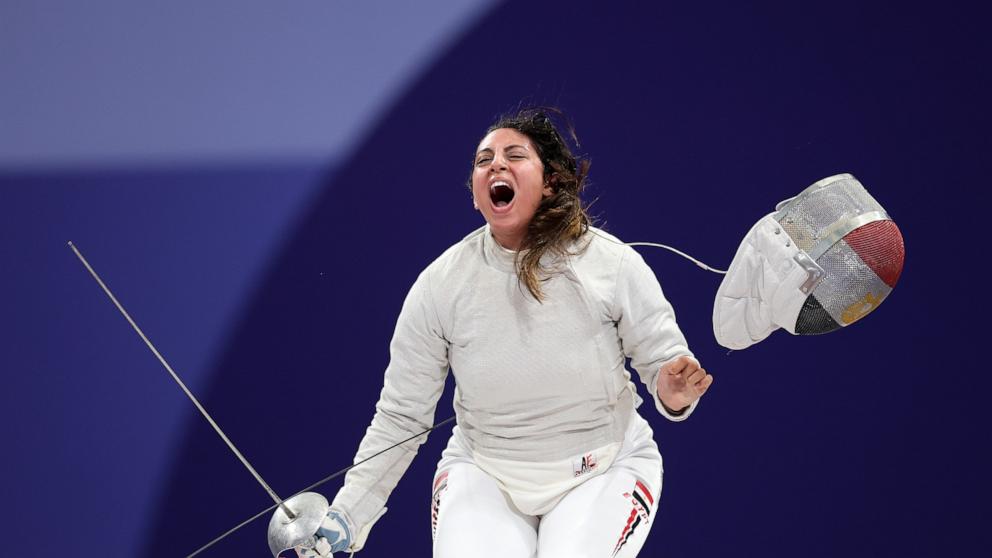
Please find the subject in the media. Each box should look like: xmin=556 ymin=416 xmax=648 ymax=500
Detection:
xmin=68 ymin=241 xmax=295 ymax=520
xmin=187 ymin=415 xmax=457 ymax=557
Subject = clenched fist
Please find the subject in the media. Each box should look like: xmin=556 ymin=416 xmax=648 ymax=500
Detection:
xmin=657 ymin=356 xmax=713 ymax=414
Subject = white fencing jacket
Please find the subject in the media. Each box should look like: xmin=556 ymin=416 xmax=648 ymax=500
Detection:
xmin=331 ymin=225 xmax=696 ymax=540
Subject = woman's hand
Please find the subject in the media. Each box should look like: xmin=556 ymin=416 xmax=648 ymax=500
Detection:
xmin=657 ymin=356 xmax=713 ymax=414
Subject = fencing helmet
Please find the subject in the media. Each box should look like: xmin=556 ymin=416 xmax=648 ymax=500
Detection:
xmin=713 ymin=173 xmax=905 ymax=350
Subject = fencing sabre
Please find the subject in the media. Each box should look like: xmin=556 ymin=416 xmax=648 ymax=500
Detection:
xmin=67 ymin=241 xmax=455 ymax=557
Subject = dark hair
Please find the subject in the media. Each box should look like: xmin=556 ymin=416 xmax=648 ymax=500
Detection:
xmin=471 ymin=107 xmax=593 ymax=301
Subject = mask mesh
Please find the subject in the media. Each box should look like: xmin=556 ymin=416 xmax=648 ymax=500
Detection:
xmin=777 ymin=175 xmax=904 ymax=334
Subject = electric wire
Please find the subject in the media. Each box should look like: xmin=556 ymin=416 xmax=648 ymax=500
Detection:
xmin=589 ymin=230 xmax=727 ymax=274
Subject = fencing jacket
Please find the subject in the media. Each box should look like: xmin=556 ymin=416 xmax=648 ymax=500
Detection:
xmin=331 ymin=225 xmax=696 ymax=540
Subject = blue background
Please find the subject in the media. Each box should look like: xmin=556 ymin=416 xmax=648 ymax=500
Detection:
xmin=2 ymin=1 xmax=988 ymax=556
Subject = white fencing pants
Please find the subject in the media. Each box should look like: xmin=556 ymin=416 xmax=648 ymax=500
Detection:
xmin=431 ymin=413 xmax=663 ymax=558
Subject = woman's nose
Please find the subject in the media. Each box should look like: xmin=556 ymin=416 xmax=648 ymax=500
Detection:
xmin=489 ymin=155 xmax=507 ymax=171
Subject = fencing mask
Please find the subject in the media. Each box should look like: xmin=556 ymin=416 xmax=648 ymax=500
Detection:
xmin=713 ymin=173 xmax=904 ymax=350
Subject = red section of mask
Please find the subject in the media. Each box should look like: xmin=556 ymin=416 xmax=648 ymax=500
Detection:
xmin=844 ymin=220 xmax=905 ymax=288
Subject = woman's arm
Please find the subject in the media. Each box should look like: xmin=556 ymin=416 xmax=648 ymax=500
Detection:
xmin=329 ymin=267 xmax=450 ymax=550
xmin=613 ymin=248 xmax=708 ymax=421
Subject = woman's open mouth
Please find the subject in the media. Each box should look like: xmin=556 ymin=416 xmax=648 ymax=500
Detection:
xmin=490 ymin=181 xmax=515 ymax=208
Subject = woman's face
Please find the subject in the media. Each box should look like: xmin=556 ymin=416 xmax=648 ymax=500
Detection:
xmin=471 ymin=127 xmax=551 ymax=250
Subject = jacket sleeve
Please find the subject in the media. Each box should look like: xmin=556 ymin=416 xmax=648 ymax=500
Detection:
xmin=330 ymin=267 xmax=450 ymax=543
xmin=612 ymin=248 xmax=699 ymax=422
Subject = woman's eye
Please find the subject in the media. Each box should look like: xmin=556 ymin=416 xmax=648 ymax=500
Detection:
xmin=475 ymin=157 xmax=491 ymax=166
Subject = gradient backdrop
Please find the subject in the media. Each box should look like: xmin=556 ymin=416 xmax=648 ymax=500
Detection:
xmin=2 ymin=1 xmax=988 ymax=556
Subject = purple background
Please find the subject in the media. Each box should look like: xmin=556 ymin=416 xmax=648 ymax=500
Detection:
xmin=2 ymin=1 xmax=988 ymax=556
